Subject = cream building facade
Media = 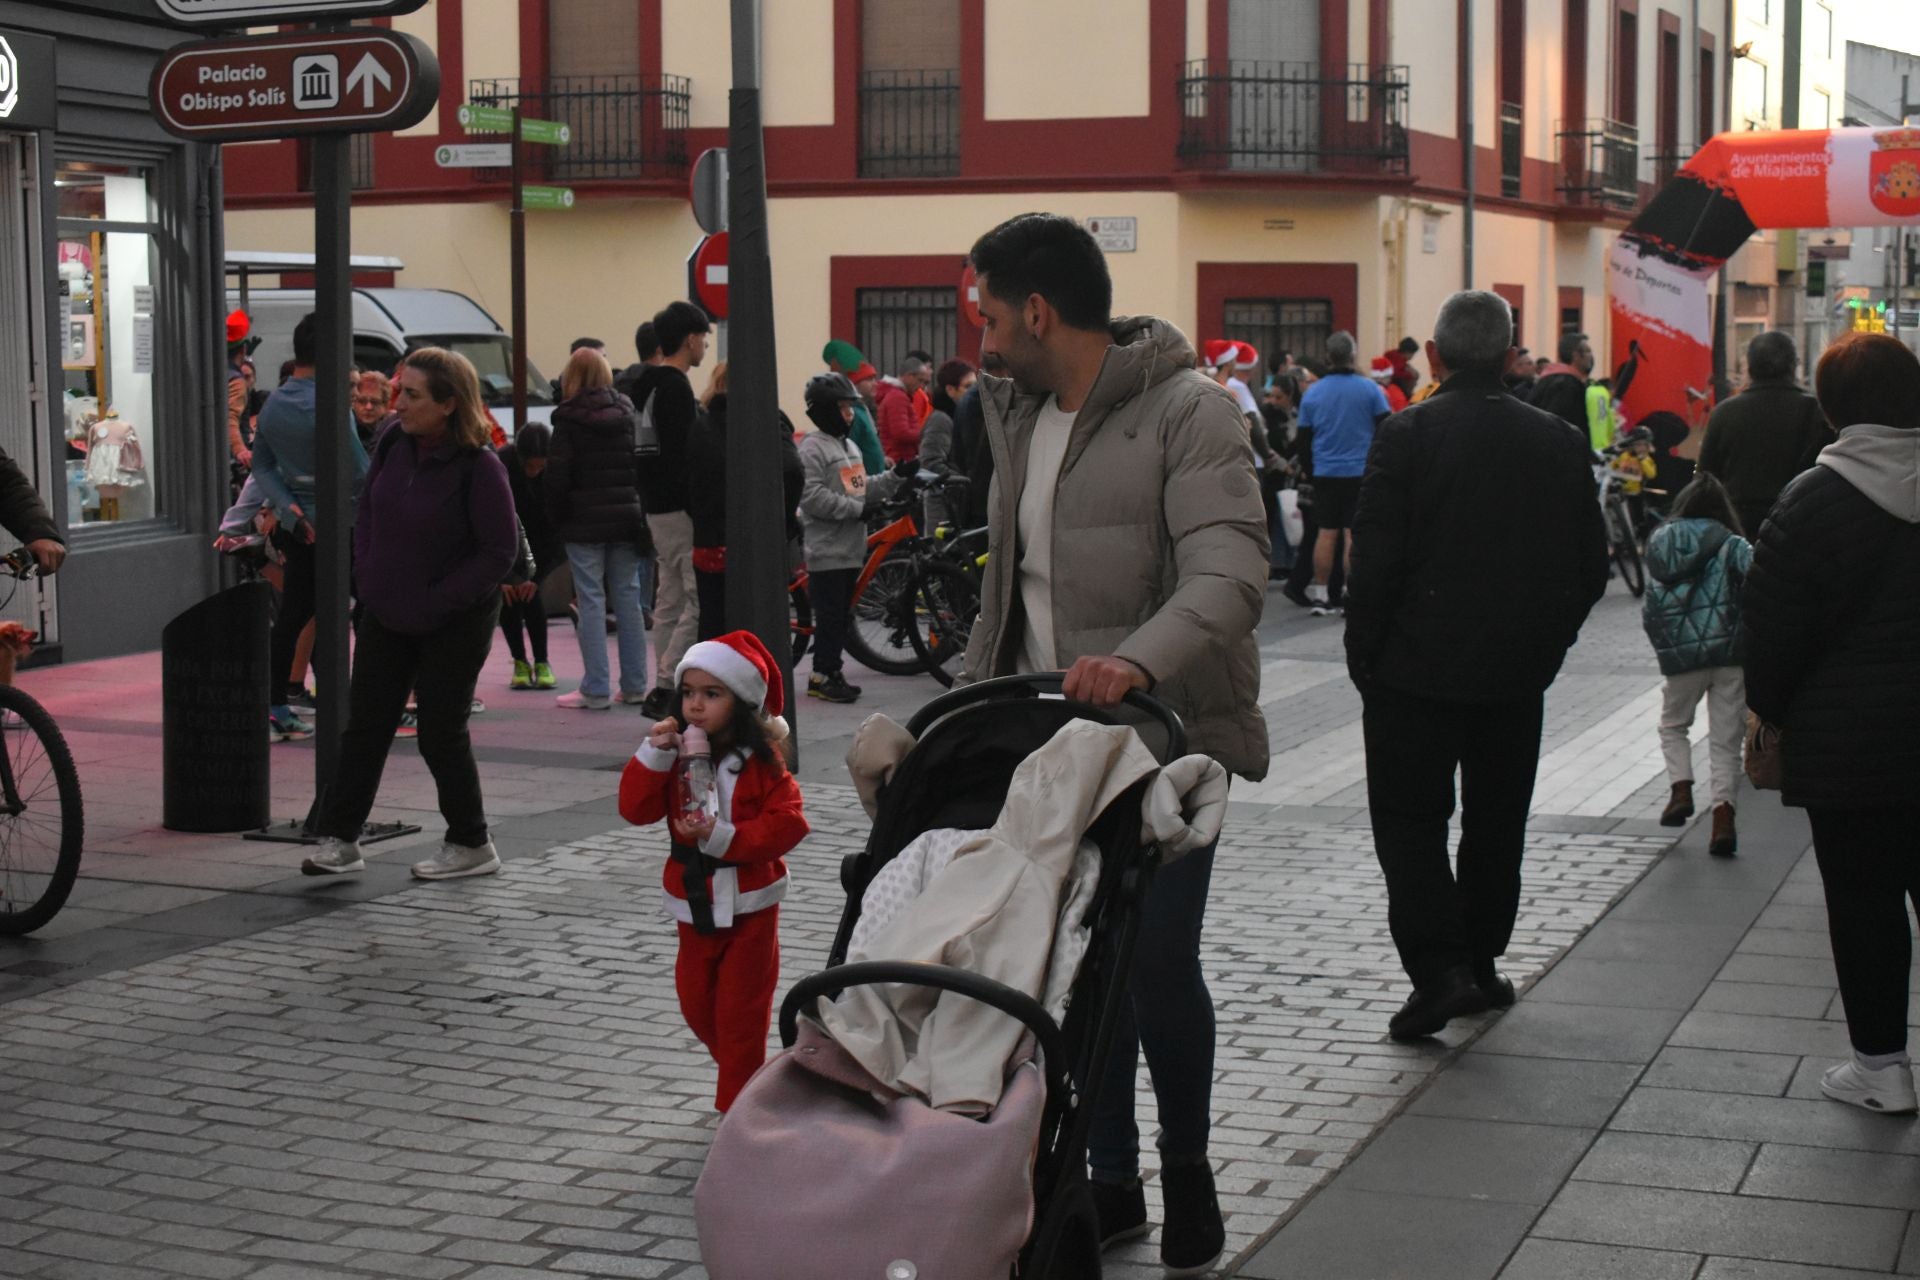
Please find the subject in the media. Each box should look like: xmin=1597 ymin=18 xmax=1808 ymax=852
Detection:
xmin=223 ymin=0 xmax=1729 ymax=414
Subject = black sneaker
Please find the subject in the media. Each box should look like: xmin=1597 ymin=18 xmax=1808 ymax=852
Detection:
xmin=808 ymin=673 xmax=860 ymax=703
xmin=638 ymin=687 xmax=672 ymax=718
xmin=1090 ymin=1176 xmax=1149 ymax=1249
xmin=285 ymin=686 xmax=318 ymax=713
xmin=1158 ymin=1160 xmax=1225 ymax=1277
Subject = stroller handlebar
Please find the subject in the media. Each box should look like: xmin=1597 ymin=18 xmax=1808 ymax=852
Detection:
xmin=780 ymin=960 xmax=1074 ymax=1104
xmin=904 ymin=673 xmax=1189 ymax=763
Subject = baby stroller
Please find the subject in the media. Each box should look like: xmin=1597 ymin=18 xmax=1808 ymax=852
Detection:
xmin=698 ymin=673 xmax=1196 ymax=1280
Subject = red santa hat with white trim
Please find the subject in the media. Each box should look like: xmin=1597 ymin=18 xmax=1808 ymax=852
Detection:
xmin=1231 ymin=341 xmax=1261 ymax=373
xmin=675 ymin=630 xmax=789 ymax=741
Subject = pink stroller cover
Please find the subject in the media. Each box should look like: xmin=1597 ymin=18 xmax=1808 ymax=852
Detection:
xmin=695 ymin=1020 xmax=1042 ymax=1280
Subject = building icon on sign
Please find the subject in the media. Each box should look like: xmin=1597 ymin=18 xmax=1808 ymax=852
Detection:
xmin=291 ymin=54 xmax=338 ymax=110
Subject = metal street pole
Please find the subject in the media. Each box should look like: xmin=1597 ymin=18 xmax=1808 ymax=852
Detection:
xmin=511 ymin=104 xmax=528 ymax=441
xmin=308 ymin=129 xmax=352 ymax=830
xmin=723 ymin=0 xmax=795 ymax=750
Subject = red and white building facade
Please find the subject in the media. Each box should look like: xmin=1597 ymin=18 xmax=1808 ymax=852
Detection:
xmin=221 ymin=0 xmax=1729 ymax=406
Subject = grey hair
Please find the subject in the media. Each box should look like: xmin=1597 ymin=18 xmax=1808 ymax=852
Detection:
xmin=1432 ymin=291 xmax=1514 ymax=375
xmin=899 ymin=356 xmax=929 ymax=378
xmin=1747 ymin=330 xmax=1797 ymax=381
xmin=1326 ymin=331 xmax=1357 ymax=368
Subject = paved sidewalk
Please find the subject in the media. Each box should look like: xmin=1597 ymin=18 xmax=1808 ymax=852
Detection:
xmin=0 ymin=580 xmax=1856 ymax=1279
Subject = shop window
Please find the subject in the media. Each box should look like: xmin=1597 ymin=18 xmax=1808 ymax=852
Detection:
xmin=1223 ymin=297 xmax=1333 ymax=371
xmin=856 ymin=287 xmax=958 ymax=379
xmin=56 ymin=164 xmax=158 ymax=528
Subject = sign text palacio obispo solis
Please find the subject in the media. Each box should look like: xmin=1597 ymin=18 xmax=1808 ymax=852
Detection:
xmin=150 ymin=28 xmax=437 ymax=142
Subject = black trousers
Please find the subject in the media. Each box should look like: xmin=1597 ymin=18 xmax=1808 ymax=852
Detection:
xmin=270 ymin=532 xmax=320 ymax=704
xmin=809 ymin=567 xmax=857 ymax=678
xmin=695 ymin=566 xmax=728 ymax=642
xmin=500 ymin=567 xmax=553 ymax=666
xmin=1361 ymin=685 xmax=1545 ymax=988
xmin=317 ymin=594 xmax=500 ymax=848
xmin=1809 ymin=806 xmax=1920 ymax=1056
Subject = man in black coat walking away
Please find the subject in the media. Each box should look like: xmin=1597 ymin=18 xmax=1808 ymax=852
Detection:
xmin=1697 ymin=331 xmax=1832 ymax=539
xmin=1345 ymin=290 xmax=1608 ymax=1041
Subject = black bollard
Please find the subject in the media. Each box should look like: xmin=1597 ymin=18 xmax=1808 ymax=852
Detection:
xmin=162 ymin=582 xmax=273 ymax=833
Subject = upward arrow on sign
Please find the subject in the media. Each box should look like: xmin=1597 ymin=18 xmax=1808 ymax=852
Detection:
xmin=345 ymin=52 xmax=391 ymax=109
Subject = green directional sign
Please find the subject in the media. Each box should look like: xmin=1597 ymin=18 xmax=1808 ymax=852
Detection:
xmin=456 ymin=103 xmax=570 ymax=145
xmin=522 ymin=186 xmax=575 ymax=211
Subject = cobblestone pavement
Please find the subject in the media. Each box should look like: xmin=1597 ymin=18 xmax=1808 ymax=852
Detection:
xmin=0 ymin=583 xmax=1705 ymax=1277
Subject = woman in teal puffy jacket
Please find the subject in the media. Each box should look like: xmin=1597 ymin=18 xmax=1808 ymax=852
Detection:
xmin=1642 ymin=473 xmax=1753 ymax=855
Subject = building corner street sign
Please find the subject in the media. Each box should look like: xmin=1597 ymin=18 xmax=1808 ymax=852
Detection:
xmin=154 ymin=0 xmax=427 ymax=23
xmin=0 ymin=29 xmax=58 ymax=133
xmin=151 ymin=29 xmax=437 ymax=142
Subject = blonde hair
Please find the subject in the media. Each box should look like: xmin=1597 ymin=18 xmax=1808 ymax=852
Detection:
xmin=399 ymin=348 xmax=491 ymax=450
xmin=702 ymin=361 xmax=729 ymax=408
xmin=561 ymin=347 xmax=614 ymax=401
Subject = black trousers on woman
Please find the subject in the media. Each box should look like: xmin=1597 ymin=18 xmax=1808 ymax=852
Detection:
xmin=1810 ymin=806 xmax=1920 ymax=1056
xmin=317 ymin=594 xmax=500 ymax=848
xmin=270 ymin=531 xmax=321 ymax=704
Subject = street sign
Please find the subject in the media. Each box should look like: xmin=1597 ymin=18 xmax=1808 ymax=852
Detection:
xmin=0 ymin=30 xmax=58 ymax=132
xmin=1086 ymin=216 xmax=1137 ymax=253
xmin=150 ymin=29 xmax=437 ymax=142
xmin=522 ymin=186 xmax=574 ymax=211
xmin=690 ymin=147 xmax=729 ymax=234
xmin=960 ymin=262 xmax=984 ymax=329
xmin=154 ymin=0 xmax=426 ymax=22
xmin=435 ymin=142 xmax=510 ymax=168
xmin=457 ymin=103 xmax=570 ymax=145
xmin=689 ymin=233 xmax=730 ymax=321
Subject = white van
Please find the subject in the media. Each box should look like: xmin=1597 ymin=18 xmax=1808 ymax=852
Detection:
xmin=229 ymin=285 xmax=555 ymax=433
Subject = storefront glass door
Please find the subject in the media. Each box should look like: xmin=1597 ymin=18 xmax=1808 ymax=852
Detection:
xmin=0 ymin=134 xmax=56 ymax=644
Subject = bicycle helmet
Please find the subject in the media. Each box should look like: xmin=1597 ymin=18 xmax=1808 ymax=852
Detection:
xmin=804 ymin=372 xmax=860 ymax=435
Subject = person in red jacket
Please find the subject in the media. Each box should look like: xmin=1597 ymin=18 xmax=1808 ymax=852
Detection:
xmin=873 ymin=356 xmax=928 ymax=463
xmin=619 ymin=630 xmax=809 ymax=1111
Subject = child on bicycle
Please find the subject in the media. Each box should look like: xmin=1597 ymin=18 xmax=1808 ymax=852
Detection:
xmin=1641 ymin=472 xmax=1752 ymax=859
xmin=796 ymin=372 xmax=919 ymax=704
xmin=618 ymin=630 xmax=808 ymax=1113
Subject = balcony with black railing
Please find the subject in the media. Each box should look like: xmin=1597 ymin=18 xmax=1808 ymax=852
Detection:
xmin=468 ymin=75 xmax=691 ymax=182
xmin=859 ymin=69 xmax=961 ymax=178
xmin=1177 ymin=61 xmax=1409 ymax=174
xmin=1557 ymin=118 xmax=1640 ymax=210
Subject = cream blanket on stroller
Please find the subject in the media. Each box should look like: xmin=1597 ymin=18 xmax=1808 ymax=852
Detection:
xmin=819 ymin=718 xmax=1226 ymax=1114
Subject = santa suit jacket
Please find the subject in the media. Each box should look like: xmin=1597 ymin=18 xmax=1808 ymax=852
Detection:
xmin=619 ymin=742 xmax=809 ymax=928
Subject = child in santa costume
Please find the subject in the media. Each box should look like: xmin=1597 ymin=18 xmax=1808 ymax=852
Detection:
xmin=619 ymin=630 xmax=810 ymax=1112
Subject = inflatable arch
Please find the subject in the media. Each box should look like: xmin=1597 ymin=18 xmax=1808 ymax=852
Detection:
xmin=1609 ymin=125 xmax=1920 ymax=426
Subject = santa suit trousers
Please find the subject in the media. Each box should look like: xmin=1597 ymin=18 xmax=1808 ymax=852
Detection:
xmin=675 ymin=905 xmax=781 ymax=1112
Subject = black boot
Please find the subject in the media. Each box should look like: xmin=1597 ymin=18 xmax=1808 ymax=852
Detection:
xmin=1158 ymin=1159 xmax=1225 ymax=1278
xmin=1389 ymin=965 xmax=1491 ymax=1041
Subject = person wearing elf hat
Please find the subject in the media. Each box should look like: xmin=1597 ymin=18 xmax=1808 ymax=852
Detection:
xmin=1368 ymin=355 xmax=1411 ymax=412
xmin=226 ymin=309 xmax=261 ymax=472
xmin=619 ymin=630 xmax=809 ymax=1113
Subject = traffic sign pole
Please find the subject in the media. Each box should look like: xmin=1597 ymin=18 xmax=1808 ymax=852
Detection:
xmin=511 ymin=104 xmax=527 ymax=444
xmin=309 ymin=123 xmax=352 ymax=830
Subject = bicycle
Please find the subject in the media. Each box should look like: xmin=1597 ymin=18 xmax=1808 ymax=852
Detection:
xmin=1595 ymin=440 xmax=1648 ymax=598
xmin=903 ymin=510 xmax=988 ymax=688
xmin=0 ymin=549 xmax=84 ymax=935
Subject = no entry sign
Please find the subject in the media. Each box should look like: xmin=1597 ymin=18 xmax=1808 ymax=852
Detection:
xmin=689 ymin=233 xmax=730 ymax=321
xmin=150 ymin=29 xmax=437 ymax=141
xmin=154 ymin=0 xmax=428 ymax=22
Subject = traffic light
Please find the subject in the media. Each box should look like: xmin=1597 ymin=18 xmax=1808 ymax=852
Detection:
xmin=1808 ymin=260 xmax=1826 ymax=297
xmin=1872 ymin=300 xmax=1888 ymax=333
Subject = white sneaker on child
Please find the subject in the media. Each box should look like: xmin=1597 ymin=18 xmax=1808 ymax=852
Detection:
xmin=1821 ymin=1057 xmax=1918 ymax=1114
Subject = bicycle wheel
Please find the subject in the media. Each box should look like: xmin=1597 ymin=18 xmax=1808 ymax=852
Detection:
xmin=789 ymin=582 xmax=813 ymax=665
xmin=0 ymin=684 xmax=84 ymax=935
xmin=905 ymin=560 xmax=981 ymax=688
xmin=1608 ymin=501 xmax=1646 ymax=597
xmin=844 ymin=548 xmax=926 ymax=676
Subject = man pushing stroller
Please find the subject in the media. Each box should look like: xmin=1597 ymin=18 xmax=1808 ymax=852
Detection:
xmin=957 ymin=214 xmax=1270 ymax=1276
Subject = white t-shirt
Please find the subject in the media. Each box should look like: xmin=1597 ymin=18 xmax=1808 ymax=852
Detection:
xmin=1016 ymin=396 xmax=1075 ymax=673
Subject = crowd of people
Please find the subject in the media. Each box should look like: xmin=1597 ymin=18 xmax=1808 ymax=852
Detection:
xmin=203 ymin=210 xmax=1920 ymax=1278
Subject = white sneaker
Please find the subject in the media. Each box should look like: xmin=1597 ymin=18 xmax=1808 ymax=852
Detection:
xmin=1821 ymin=1058 xmax=1918 ymax=1114
xmin=556 ymin=690 xmax=612 ymax=710
xmin=411 ymin=840 xmax=501 ymax=881
xmin=301 ymin=837 xmax=365 ymax=876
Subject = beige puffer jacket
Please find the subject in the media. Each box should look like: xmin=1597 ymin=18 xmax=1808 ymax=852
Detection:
xmin=958 ymin=316 xmax=1270 ymax=780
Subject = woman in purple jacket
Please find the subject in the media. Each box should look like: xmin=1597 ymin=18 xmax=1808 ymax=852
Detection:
xmin=301 ymin=347 xmax=519 ymax=882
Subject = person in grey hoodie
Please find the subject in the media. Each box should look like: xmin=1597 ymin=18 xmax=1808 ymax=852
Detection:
xmin=1744 ymin=332 xmax=1920 ymax=1118
xmin=794 ymin=373 xmax=916 ymax=703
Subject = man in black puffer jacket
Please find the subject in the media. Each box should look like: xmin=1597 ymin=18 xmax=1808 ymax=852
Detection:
xmin=1346 ymin=290 xmax=1608 ymax=1042
xmin=1742 ymin=332 xmax=1920 ymax=1116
